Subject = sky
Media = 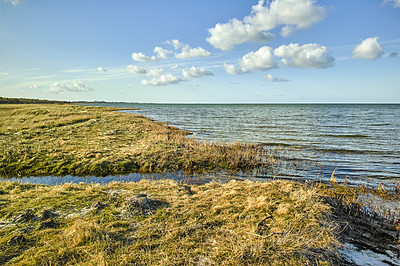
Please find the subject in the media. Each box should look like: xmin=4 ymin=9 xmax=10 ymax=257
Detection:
xmin=0 ymin=0 xmax=399 ymax=103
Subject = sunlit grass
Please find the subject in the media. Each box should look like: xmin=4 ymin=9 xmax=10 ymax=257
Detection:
xmin=0 ymin=104 xmax=270 ymax=177
xmin=0 ymin=179 xmax=340 ymax=265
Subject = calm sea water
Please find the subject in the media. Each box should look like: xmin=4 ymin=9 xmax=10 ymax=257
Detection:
xmin=14 ymin=103 xmax=394 ymax=188
xmin=105 ymin=103 xmax=399 ymax=186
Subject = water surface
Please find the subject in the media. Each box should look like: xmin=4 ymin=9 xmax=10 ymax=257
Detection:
xmin=116 ymin=103 xmax=400 ymax=185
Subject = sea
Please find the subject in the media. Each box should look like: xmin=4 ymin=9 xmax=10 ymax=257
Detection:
xmin=2 ymin=103 xmax=399 ymax=189
xmin=88 ymin=103 xmax=400 ymax=189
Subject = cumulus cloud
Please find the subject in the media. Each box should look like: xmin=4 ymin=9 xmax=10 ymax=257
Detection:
xmin=126 ymin=65 xmax=148 ymax=74
xmin=246 ymin=0 xmax=325 ymax=31
xmin=97 ymin=67 xmax=107 ymax=72
xmin=206 ymin=19 xmax=274 ymax=51
xmin=222 ymin=63 xmax=243 ymax=75
xmin=207 ymin=0 xmax=326 ymax=50
xmin=167 ymin=39 xmax=186 ymax=50
xmin=131 ymin=52 xmax=157 ymax=62
xmin=48 ymin=81 xmax=93 ymax=93
xmin=352 ymin=37 xmax=384 ymax=60
xmin=154 ymin=46 xmax=172 ymax=59
xmin=146 ymin=68 xmax=164 ymax=77
xmin=175 ymin=46 xmax=211 ymax=59
xmin=126 ymin=65 xmax=164 ymax=77
xmin=239 ymin=46 xmax=278 ymax=72
xmin=264 ymin=74 xmax=289 ymax=82
xmin=166 ymin=39 xmax=211 ymax=59
xmin=182 ymin=66 xmax=213 ymax=79
xmin=274 ymin=43 xmax=334 ymax=69
xmin=141 ymin=74 xmax=181 ymax=86
xmin=383 ymin=0 xmax=400 ymax=7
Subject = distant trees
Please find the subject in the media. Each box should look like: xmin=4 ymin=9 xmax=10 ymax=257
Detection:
xmin=0 ymin=97 xmax=65 ymax=104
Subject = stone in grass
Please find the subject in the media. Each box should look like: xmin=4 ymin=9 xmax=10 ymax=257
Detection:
xmin=123 ymin=194 xmax=168 ymax=215
xmin=37 ymin=219 xmax=60 ymax=230
xmin=91 ymin=201 xmax=108 ymax=211
xmin=8 ymin=235 xmax=26 ymax=245
xmin=37 ymin=209 xmax=58 ymax=220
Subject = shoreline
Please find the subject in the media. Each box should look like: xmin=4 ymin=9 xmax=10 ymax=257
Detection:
xmin=0 ymin=103 xmax=399 ymax=264
xmin=0 ymin=104 xmax=267 ymax=178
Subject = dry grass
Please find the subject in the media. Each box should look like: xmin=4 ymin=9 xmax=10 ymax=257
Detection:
xmin=0 ymin=104 xmax=269 ymax=177
xmin=0 ymin=179 xmax=340 ymax=265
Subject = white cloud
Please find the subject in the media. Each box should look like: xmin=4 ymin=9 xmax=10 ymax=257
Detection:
xmin=207 ymin=0 xmax=326 ymax=50
xmin=352 ymin=37 xmax=384 ymax=60
xmin=182 ymin=66 xmax=213 ymax=79
xmin=175 ymin=46 xmax=211 ymax=59
xmin=1 ymin=0 xmax=20 ymax=6
xmin=141 ymin=74 xmax=181 ymax=86
xmin=238 ymin=46 xmax=278 ymax=72
xmin=264 ymin=74 xmax=289 ymax=82
xmin=383 ymin=0 xmax=400 ymax=7
xmin=280 ymin=25 xmax=295 ymax=37
xmin=146 ymin=68 xmax=164 ymax=77
xmin=97 ymin=67 xmax=107 ymax=72
xmin=222 ymin=63 xmax=243 ymax=75
xmin=48 ymin=81 xmax=93 ymax=93
xmin=126 ymin=65 xmax=148 ymax=74
xmin=154 ymin=46 xmax=172 ymax=59
xmin=167 ymin=39 xmax=186 ymax=50
xmin=131 ymin=52 xmax=157 ymax=62
xmin=206 ymin=19 xmax=274 ymax=51
xmin=274 ymin=43 xmax=335 ymax=69
xmin=30 ymin=84 xmax=42 ymax=89
xmin=165 ymin=39 xmax=211 ymax=59
xmin=166 ymin=39 xmax=211 ymax=59
xmin=246 ymin=0 xmax=325 ymax=31
xmin=0 ymin=72 xmax=9 ymax=76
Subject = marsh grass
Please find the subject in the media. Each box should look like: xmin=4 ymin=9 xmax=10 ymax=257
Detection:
xmin=0 ymin=179 xmax=340 ymax=265
xmin=0 ymin=104 xmax=269 ymax=177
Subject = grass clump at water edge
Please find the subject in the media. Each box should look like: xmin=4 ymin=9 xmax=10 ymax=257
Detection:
xmin=0 ymin=179 xmax=341 ymax=265
xmin=0 ymin=104 xmax=270 ymax=177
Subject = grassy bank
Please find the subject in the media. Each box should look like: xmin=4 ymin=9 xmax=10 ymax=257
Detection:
xmin=0 ymin=179 xmax=340 ymax=265
xmin=0 ymin=104 xmax=268 ymax=177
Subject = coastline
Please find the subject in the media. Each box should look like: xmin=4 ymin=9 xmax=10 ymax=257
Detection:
xmin=0 ymin=103 xmax=399 ymax=264
xmin=0 ymin=104 xmax=266 ymax=177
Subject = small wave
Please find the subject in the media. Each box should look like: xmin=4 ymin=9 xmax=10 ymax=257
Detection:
xmin=321 ymin=134 xmax=369 ymax=138
xmin=370 ymin=123 xmax=392 ymax=126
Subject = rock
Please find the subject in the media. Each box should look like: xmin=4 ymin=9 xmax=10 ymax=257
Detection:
xmin=123 ymin=194 xmax=168 ymax=215
xmin=8 ymin=235 xmax=26 ymax=245
xmin=37 ymin=219 xmax=59 ymax=230
xmin=179 ymin=185 xmax=193 ymax=195
xmin=37 ymin=209 xmax=58 ymax=220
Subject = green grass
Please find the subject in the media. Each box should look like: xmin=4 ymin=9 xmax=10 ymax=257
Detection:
xmin=0 ymin=104 xmax=269 ymax=177
xmin=0 ymin=179 xmax=340 ymax=265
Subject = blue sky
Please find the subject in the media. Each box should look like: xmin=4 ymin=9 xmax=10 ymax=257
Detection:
xmin=1 ymin=0 xmax=399 ymax=103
